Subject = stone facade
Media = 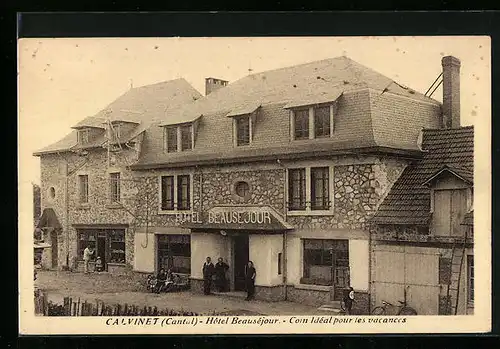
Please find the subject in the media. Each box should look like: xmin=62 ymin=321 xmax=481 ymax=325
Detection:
xmin=288 ymin=160 xmax=407 ymax=230
xmin=286 ymin=286 xmax=331 ymax=307
xmin=39 ymin=148 xmax=141 ymax=269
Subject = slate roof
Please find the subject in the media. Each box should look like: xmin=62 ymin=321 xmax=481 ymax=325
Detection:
xmin=371 ymin=126 xmax=474 ymax=225
xmin=134 ymin=56 xmax=441 ymax=168
xmin=33 ymin=78 xmax=202 ymax=155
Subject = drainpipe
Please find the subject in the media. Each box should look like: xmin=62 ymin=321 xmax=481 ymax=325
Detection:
xmin=65 ymin=172 xmax=69 ymax=269
xmin=278 ymin=158 xmax=288 ymax=301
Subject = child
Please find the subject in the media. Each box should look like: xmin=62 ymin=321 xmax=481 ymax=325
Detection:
xmin=95 ymin=256 xmax=104 ymax=273
xmin=343 ymin=287 xmax=355 ymax=315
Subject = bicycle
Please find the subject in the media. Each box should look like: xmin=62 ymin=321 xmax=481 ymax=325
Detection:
xmin=372 ymin=286 xmax=418 ymax=315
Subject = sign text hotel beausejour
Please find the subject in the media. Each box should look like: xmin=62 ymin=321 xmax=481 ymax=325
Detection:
xmin=175 ymin=210 xmax=273 ymax=225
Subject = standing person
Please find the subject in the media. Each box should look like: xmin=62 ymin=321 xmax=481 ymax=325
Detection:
xmin=83 ymin=244 xmax=94 ymax=274
xmin=343 ymin=286 xmax=355 ymax=315
xmin=202 ymin=257 xmax=215 ymax=295
xmin=215 ymin=257 xmax=229 ymax=292
xmin=245 ymin=261 xmax=256 ymax=301
xmin=95 ymin=256 xmax=104 ymax=272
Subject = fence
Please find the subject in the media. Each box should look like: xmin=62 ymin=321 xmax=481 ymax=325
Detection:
xmin=35 ymin=290 xmax=209 ymax=317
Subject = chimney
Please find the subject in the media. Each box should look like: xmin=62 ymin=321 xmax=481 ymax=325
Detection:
xmin=205 ymin=77 xmax=229 ymax=96
xmin=441 ymin=56 xmax=461 ymax=128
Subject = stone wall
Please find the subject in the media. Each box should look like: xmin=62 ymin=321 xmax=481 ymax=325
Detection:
xmin=289 ymin=161 xmax=407 ymax=230
xmin=39 ymin=148 xmax=141 ymax=269
xmin=254 ymin=285 xmax=285 ymax=302
xmin=196 ymin=169 xmax=285 ymax=212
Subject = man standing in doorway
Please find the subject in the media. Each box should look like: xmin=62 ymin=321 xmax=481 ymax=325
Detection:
xmin=83 ymin=244 xmax=94 ymax=274
xmin=202 ymin=257 xmax=215 ymax=295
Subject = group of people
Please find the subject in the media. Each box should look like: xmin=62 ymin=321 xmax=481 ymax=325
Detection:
xmin=82 ymin=245 xmax=104 ymax=273
xmin=202 ymin=257 xmax=256 ymax=301
xmin=153 ymin=268 xmax=175 ymax=293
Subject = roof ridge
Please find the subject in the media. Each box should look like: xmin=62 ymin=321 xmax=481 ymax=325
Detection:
xmin=244 ymin=56 xmax=351 ymax=79
xmin=423 ymin=125 xmax=474 ymax=132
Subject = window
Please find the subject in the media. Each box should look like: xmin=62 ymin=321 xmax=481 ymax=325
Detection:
xmin=78 ymin=230 xmax=96 ymax=260
xmin=77 ymin=129 xmax=90 ymax=144
xmin=432 ymin=189 xmax=468 ymax=236
xmin=468 ymin=255 xmax=474 ymax=304
xmin=288 ymin=166 xmax=333 ymax=213
xmin=49 ymin=187 xmax=56 ymax=199
xmin=288 ymin=168 xmax=306 ymax=210
xmin=78 ymin=175 xmax=89 ymax=204
xmin=236 ymin=116 xmax=250 ymax=146
xmin=180 ymin=125 xmax=193 ymax=151
xmin=161 ymin=176 xmax=175 ymax=210
xmin=109 ymin=230 xmax=125 ymax=264
xmin=311 ymin=167 xmax=330 ymax=210
xmin=166 ymin=127 xmax=178 ymax=153
xmin=314 ymin=106 xmax=331 ymax=138
xmin=77 ymin=229 xmax=126 ymax=266
xmin=294 ymin=109 xmax=309 ymax=140
xmin=110 ymin=173 xmax=120 ymax=203
xmin=160 ymin=174 xmax=191 ymax=211
xmin=278 ymin=252 xmax=283 ymax=275
xmin=111 ymin=123 xmax=121 ymax=141
xmin=302 ymin=239 xmax=349 ymax=287
xmin=177 ymin=175 xmax=191 ymax=210
xmin=157 ymin=235 xmax=191 ymax=274
xmin=235 ymin=181 xmax=250 ymax=198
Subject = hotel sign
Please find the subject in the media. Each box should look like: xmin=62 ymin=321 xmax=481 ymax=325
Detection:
xmin=177 ymin=206 xmax=293 ymax=231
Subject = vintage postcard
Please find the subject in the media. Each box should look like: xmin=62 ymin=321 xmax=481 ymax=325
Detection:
xmin=18 ymin=36 xmax=491 ymax=334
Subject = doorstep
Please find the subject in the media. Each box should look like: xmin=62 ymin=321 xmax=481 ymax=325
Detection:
xmin=211 ymin=291 xmax=247 ymax=300
xmin=317 ymin=301 xmax=344 ymax=313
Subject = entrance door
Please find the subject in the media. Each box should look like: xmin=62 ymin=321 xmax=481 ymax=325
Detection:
xmin=97 ymin=236 xmax=107 ymax=271
xmin=233 ymin=234 xmax=249 ymax=291
xmin=50 ymin=230 xmax=58 ymax=269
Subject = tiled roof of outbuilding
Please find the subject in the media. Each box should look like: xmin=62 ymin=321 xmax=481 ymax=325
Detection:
xmin=371 ymin=126 xmax=474 ymax=225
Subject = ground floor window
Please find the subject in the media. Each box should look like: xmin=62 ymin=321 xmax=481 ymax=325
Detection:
xmin=302 ymin=239 xmax=350 ymax=287
xmin=467 ymin=255 xmax=474 ymax=304
xmin=77 ymin=229 xmax=126 ymax=266
xmin=157 ymin=235 xmax=191 ymax=274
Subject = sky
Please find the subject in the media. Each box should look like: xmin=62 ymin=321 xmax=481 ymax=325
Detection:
xmin=18 ymin=36 xmax=490 ymax=189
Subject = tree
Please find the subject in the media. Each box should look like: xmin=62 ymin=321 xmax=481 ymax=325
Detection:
xmin=33 ymin=183 xmax=41 ymax=228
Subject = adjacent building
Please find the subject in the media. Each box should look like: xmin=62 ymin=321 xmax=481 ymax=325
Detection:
xmin=371 ymin=57 xmax=474 ymax=315
xmin=34 ymin=78 xmax=202 ymax=272
xmin=34 ymin=56 xmax=473 ymax=315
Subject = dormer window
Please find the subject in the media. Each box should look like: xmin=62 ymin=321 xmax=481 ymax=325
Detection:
xmin=291 ymin=105 xmax=335 ymax=141
xmin=227 ymin=104 xmax=260 ymax=147
xmin=180 ymin=124 xmax=193 ymax=151
xmin=166 ymin=126 xmax=178 ymax=152
xmin=293 ymin=109 xmax=309 ymax=140
xmin=163 ymin=122 xmax=196 ymax=153
xmin=112 ymin=123 xmax=122 ymax=140
xmin=314 ymin=106 xmax=331 ymax=138
xmin=236 ymin=115 xmax=251 ymax=146
xmin=77 ymin=129 xmax=90 ymax=144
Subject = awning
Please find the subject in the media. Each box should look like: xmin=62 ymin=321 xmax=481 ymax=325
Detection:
xmin=37 ymin=208 xmax=62 ymax=230
xmin=226 ymin=103 xmax=261 ymax=117
xmin=158 ymin=112 xmax=202 ymax=126
xmin=283 ymin=90 xmax=343 ymax=109
xmin=180 ymin=205 xmax=294 ymax=232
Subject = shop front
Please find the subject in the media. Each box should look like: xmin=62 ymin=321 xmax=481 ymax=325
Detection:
xmin=74 ymin=224 xmax=128 ymax=273
xmin=182 ymin=205 xmax=294 ymax=301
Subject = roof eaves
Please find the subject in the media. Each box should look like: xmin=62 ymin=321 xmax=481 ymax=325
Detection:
xmin=421 ymin=165 xmax=473 ymax=187
xmin=131 ymin=145 xmax=422 ymax=170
